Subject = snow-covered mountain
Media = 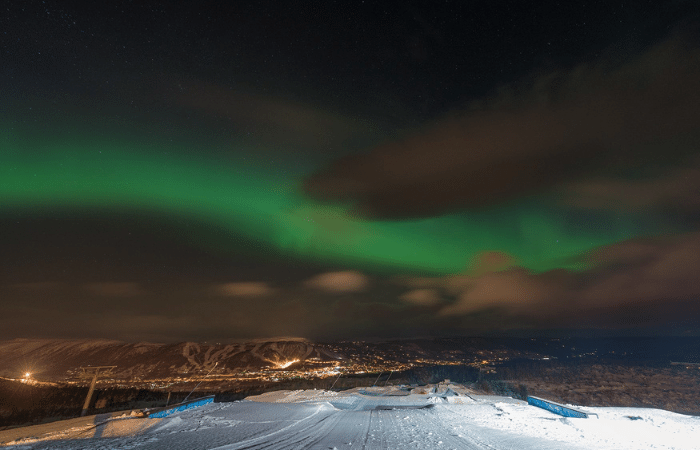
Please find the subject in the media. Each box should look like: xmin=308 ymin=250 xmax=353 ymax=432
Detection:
xmin=0 ymin=338 xmax=340 ymax=381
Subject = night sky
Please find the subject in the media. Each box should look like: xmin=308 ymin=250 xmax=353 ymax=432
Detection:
xmin=2 ymin=1 xmax=700 ymax=342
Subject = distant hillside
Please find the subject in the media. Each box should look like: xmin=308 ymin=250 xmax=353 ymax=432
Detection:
xmin=0 ymin=338 xmax=341 ymax=381
xmin=3 ymin=335 xmax=699 ymax=387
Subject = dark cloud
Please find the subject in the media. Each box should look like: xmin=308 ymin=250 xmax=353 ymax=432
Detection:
xmin=581 ymin=232 xmax=700 ymax=306
xmin=564 ymin=154 xmax=700 ymax=213
xmin=304 ymin=32 xmax=700 ymax=219
xmin=438 ymin=269 xmax=570 ymax=317
xmin=401 ymin=232 xmax=700 ymax=330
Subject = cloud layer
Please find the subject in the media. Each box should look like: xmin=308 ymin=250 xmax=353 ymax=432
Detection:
xmin=304 ymin=34 xmax=700 ymax=219
xmin=400 ymin=232 xmax=700 ymax=330
xmin=4 ymin=232 xmax=699 ymax=342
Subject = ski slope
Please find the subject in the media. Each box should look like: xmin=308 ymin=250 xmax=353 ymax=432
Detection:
xmin=2 ymin=384 xmax=697 ymax=449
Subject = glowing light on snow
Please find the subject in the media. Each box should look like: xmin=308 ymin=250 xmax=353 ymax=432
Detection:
xmin=277 ymin=360 xmax=299 ymax=369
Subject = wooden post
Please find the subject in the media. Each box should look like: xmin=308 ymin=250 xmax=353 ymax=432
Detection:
xmin=79 ymin=366 xmax=116 ymax=417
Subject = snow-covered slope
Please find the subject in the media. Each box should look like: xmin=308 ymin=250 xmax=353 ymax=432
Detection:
xmin=2 ymin=384 xmax=697 ymax=449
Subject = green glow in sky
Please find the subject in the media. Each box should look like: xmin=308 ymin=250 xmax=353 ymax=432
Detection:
xmin=0 ymin=130 xmax=650 ymax=275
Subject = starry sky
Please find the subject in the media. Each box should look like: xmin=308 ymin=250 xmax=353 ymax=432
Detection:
xmin=2 ymin=1 xmax=700 ymax=342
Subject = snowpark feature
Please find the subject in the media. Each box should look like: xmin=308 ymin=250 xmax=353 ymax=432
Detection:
xmin=1 ymin=383 xmax=697 ymax=449
xmin=147 ymin=395 xmax=215 ymax=419
xmin=527 ymin=395 xmax=592 ymax=418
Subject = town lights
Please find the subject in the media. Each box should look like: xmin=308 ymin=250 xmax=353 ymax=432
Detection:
xmin=20 ymin=372 xmax=34 ymax=384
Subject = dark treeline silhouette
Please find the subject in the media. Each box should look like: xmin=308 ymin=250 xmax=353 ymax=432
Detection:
xmin=0 ymin=380 xmax=180 ymax=429
xmin=1 ymin=379 xmax=86 ymax=428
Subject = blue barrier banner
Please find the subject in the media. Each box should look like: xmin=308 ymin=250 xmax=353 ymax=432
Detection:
xmin=527 ymin=396 xmax=589 ymax=418
xmin=148 ymin=396 xmax=215 ymax=418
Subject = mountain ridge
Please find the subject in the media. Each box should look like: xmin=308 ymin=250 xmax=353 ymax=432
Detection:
xmin=0 ymin=338 xmax=340 ymax=381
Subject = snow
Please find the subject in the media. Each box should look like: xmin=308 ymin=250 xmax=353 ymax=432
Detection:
xmin=2 ymin=384 xmax=697 ymax=449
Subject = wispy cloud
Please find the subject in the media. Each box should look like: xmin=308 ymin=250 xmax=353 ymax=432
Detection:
xmin=304 ymin=270 xmax=370 ymax=294
xmin=400 ymin=232 xmax=700 ymax=329
xmin=398 ymin=288 xmax=443 ymax=306
xmin=215 ymin=282 xmax=275 ymax=297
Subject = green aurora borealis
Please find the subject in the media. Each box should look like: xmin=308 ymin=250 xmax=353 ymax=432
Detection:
xmin=1 ymin=128 xmax=656 ymax=276
xmin=3 ymin=1 xmax=700 ymax=341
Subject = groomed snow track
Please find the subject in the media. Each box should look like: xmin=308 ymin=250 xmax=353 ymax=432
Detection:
xmin=3 ymin=386 xmax=697 ymax=449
